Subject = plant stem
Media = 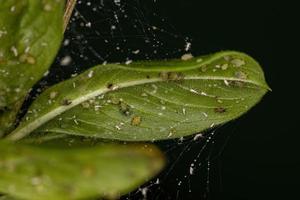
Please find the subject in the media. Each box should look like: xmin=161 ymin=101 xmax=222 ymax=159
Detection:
xmin=63 ymin=0 xmax=77 ymax=32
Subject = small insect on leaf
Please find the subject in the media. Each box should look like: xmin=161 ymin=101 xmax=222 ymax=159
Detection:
xmin=214 ymin=107 xmax=227 ymax=113
xmin=61 ymin=99 xmax=72 ymax=106
xmin=131 ymin=116 xmax=142 ymax=126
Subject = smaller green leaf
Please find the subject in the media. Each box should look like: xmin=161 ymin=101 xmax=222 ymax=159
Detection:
xmin=0 ymin=0 xmax=64 ymax=135
xmin=0 ymin=141 xmax=165 ymax=200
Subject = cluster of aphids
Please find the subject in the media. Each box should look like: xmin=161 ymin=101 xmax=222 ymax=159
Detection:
xmin=159 ymin=71 xmax=185 ymax=82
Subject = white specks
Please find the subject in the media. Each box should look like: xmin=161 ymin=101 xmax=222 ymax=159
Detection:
xmin=24 ymin=46 xmax=31 ymax=53
xmin=155 ymin=178 xmax=160 ymax=184
xmin=210 ymin=123 xmax=215 ymax=128
xmin=87 ymin=70 xmax=94 ymax=78
xmin=111 ymin=25 xmax=116 ymax=30
xmin=125 ymin=60 xmax=133 ymax=65
xmin=196 ymin=58 xmax=203 ymax=63
xmin=132 ymin=49 xmax=140 ymax=54
xmin=202 ymin=112 xmax=208 ymax=117
xmin=217 ymin=99 xmax=223 ymax=104
xmin=94 ymin=105 xmax=102 ymax=111
xmin=10 ymin=46 xmax=18 ymax=57
xmin=181 ymin=53 xmax=193 ymax=61
xmin=69 ymin=74 xmax=77 ymax=78
xmin=85 ymin=22 xmax=92 ymax=27
xmin=167 ymin=131 xmax=173 ymax=138
xmin=111 ymin=85 xmax=119 ymax=90
xmin=189 ymin=163 xmax=195 ymax=175
xmin=63 ymin=39 xmax=70 ymax=46
xmin=73 ymin=117 xmax=79 ymax=125
xmin=141 ymin=93 xmax=148 ymax=97
xmin=193 ymin=133 xmax=203 ymax=141
xmin=161 ymin=106 xmax=166 ymax=110
xmin=158 ymin=112 xmax=163 ymax=116
xmin=60 ymin=56 xmax=72 ymax=66
xmin=43 ymin=70 xmax=49 ymax=77
xmin=10 ymin=6 xmax=16 ymax=12
xmin=0 ymin=29 xmax=7 ymax=38
xmin=224 ymin=79 xmax=230 ymax=86
xmin=184 ymin=42 xmax=192 ymax=51
xmin=41 ymin=42 xmax=48 ymax=47
xmin=141 ymin=187 xmax=148 ymax=199
xmin=201 ymin=91 xmax=208 ymax=96
xmin=114 ymin=0 xmax=121 ymax=6
xmin=179 ymin=136 xmax=184 ymax=143
xmin=182 ymin=108 xmax=186 ymax=115
xmin=115 ymin=125 xmax=121 ymax=130
xmin=43 ymin=4 xmax=52 ymax=11
xmin=72 ymin=82 xmax=76 ymax=88
xmin=151 ymin=84 xmax=158 ymax=94
xmin=190 ymin=88 xmax=209 ymax=96
xmin=98 ymin=95 xmax=105 ymax=99
xmin=189 ymin=88 xmax=198 ymax=94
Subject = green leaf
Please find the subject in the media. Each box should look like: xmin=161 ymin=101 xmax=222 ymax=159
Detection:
xmin=0 ymin=195 xmax=19 ymax=200
xmin=7 ymin=51 xmax=269 ymax=141
xmin=0 ymin=0 xmax=64 ymax=135
xmin=0 ymin=140 xmax=165 ymax=200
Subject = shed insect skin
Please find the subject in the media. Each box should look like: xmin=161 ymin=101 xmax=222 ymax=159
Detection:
xmin=61 ymin=99 xmax=72 ymax=106
xmin=228 ymin=80 xmax=245 ymax=88
xmin=214 ymin=107 xmax=226 ymax=113
xmin=107 ymin=83 xmax=114 ymax=89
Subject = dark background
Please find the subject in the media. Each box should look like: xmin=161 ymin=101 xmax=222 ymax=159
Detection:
xmin=45 ymin=0 xmax=299 ymax=199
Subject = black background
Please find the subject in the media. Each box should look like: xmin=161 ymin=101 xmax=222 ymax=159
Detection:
xmin=47 ymin=0 xmax=299 ymax=199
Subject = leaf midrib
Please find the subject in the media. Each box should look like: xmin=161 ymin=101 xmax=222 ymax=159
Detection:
xmin=7 ymin=74 xmax=264 ymax=141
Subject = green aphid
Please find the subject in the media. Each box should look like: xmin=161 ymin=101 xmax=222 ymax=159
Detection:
xmin=119 ymin=102 xmax=132 ymax=116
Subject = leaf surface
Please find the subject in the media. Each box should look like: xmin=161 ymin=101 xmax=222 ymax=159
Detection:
xmin=0 ymin=140 xmax=164 ymax=200
xmin=0 ymin=0 xmax=64 ymax=135
xmin=8 ymin=51 xmax=269 ymax=141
